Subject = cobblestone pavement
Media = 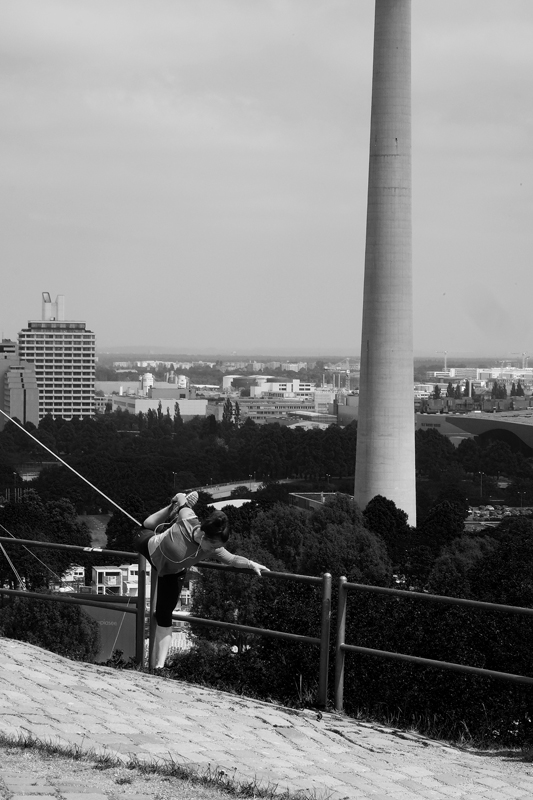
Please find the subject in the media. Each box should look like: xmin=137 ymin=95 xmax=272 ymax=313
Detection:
xmin=2 ymin=638 xmax=533 ymax=799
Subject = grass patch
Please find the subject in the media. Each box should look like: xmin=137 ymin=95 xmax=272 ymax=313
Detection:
xmin=0 ymin=731 xmax=327 ymax=800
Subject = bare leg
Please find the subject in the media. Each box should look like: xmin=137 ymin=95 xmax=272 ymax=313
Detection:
xmin=152 ymin=625 xmax=173 ymax=669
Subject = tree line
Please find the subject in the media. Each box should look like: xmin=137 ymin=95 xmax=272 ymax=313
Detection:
xmin=0 ymin=410 xmax=357 ymax=515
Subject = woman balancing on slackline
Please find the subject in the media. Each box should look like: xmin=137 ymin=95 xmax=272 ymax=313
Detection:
xmin=135 ymin=491 xmax=269 ymax=670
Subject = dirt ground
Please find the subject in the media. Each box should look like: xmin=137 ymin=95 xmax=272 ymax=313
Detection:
xmin=0 ymin=743 xmax=235 ymax=800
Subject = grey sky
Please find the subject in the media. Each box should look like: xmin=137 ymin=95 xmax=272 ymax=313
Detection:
xmin=1 ymin=1 xmax=532 ymax=357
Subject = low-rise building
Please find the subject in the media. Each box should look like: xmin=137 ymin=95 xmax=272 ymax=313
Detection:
xmin=111 ymin=395 xmax=207 ymax=419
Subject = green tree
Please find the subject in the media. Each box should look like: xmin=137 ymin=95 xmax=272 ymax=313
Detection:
xmin=0 ymin=492 xmax=92 ymax=590
xmin=222 ymin=398 xmax=233 ymax=426
xmin=427 ymin=534 xmax=498 ymax=597
xmin=250 ymin=504 xmax=308 ymax=573
xmin=105 ymin=497 xmax=146 ymax=562
xmin=469 ymin=518 xmax=533 ymax=607
xmin=415 ymin=428 xmax=457 ymax=480
xmin=363 ymin=494 xmax=411 ymax=568
xmin=417 ymin=500 xmax=468 ymax=551
xmin=456 ymin=437 xmax=482 ymax=474
xmin=300 ymin=495 xmax=392 ymax=584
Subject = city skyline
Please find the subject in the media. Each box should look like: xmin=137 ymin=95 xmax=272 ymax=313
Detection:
xmin=1 ymin=1 xmax=532 ymax=354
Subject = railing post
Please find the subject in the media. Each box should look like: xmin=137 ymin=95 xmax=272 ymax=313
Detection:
xmin=136 ymin=554 xmax=148 ymax=668
xmin=318 ymin=572 xmax=332 ymax=708
xmin=148 ymin=572 xmax=158 ymax=668
xmin=334 ymin=576 xmax=347 ymax=712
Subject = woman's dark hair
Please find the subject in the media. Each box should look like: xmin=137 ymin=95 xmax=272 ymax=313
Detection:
xmin=200 ymin=510 xmax=230 ymax=543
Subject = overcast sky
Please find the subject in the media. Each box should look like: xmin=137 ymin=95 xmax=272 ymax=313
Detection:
xmin=1 ymin=1 xmax=532 ymax=357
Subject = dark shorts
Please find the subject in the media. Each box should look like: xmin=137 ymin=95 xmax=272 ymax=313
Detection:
xmin=134 ymin=530 xmax=186 ymax=628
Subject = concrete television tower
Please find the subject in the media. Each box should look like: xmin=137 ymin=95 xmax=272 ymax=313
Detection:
xmin=354 ymin=0 xmax=416 ymax=524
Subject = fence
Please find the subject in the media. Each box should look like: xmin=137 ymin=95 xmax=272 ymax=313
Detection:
xmin=4 ymin=533 xmax=533 ymax=712
xmin=334 ymin=576 xmax=533 ymax=712
xmin=0 ymin=536 xmax=332 ymax=706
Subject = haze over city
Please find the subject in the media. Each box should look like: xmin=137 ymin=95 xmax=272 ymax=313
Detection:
xmin=1 ymin=0 xmax=532 ymax=355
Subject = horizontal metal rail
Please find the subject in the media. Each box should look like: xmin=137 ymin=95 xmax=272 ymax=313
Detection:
xmin=340 ymin=643 xmax=533 ymax=686
xmin=334 ymin=576 xmax=533 ymax=711
xmin=172 ymin=611 xmax=320 ymax=645
xmin=0 ymin=536 xmax=135 ymax=559
xmin=0 ymin=586 xmax=137 ymax=614
xmin=342 ymin=580 xmax=533 ymax=618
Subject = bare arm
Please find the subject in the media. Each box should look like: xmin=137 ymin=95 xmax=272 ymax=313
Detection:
xmin=212 ymin=548 xmax=270 ymax=576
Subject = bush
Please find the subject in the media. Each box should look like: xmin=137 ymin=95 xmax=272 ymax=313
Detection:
xmin=339 ymin=592 xmax=533 ymax=746
xmin=168 ymin=580 xmax=324 ymax=706
xmin=0 ymin=596 xmax=100 ymax=662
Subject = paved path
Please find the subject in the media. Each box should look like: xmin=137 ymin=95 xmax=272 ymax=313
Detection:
xmin=1 ymin=638 xmax=533 ymax=799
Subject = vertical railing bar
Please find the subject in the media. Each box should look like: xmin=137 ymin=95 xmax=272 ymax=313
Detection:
xmin=136 ymin=553 xmax=147 ymax=668
xmin=334 ymin=576 xmax=347 ymax=712
xmin=148 ymin=573 xmax=158 ymax=669
xmin=318 ymin=572 xmax=332 ymax=708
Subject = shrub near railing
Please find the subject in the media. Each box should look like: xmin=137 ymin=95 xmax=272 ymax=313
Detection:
xmin=167 ymin=567 xmax=331 ymax=707
xmin=337 ymin=587 xmax=533 ymax=746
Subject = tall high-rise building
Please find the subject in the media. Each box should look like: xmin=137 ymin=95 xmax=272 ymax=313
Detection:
xmin=354 ymin=0 xmax=416 ymax=524
xmin=18 ymin=293 xmax=96 ymax=420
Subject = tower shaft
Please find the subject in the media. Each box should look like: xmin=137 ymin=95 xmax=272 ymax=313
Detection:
xmin=354 ymin=0 xmax=416 ymax=523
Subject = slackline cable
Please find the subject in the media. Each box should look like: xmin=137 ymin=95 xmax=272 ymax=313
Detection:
xmin=0 ymin=521 xmax=63 ymax=584
xmin=0 ymin=541 xmax=24 ymax=588
xmin=0 ymin=409 xmax=142 ymax=527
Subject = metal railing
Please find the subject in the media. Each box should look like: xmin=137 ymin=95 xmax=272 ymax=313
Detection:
xmin=0 ymin=536 xmax=332 ymax=705
xmin=5 ymin=534 xmax=533 ymax=712
xmin=334 ymin=577 xmax=533 ymax=712
xmin=0 ymin=536 xmax=148 ymax=665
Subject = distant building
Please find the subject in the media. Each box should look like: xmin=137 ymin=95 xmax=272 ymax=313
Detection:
xmin=17 ymin=293 xmax=96 ymax=420
xmin=0 ymin=339 xmax=39 ymax=430
xmin=207 ymin=396 xmax=317 ymax=424
xmin=250 ymin=378 xmax=314 ymax=398
xmin=0 ymin=339 xmax=17 ymax=357
xmin=111 ymin=394 xmax=207 ymax=420
xmin=281 ymin=362 xmax=307 ymax=372
xmin=3 ymin=364 xmax=39 ymax=428
xmin=336 ymin=395 xmax=359 ymax=426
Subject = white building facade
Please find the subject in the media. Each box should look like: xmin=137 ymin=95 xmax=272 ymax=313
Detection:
xmin=18 ymin=293 xmax=96 ymax=420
